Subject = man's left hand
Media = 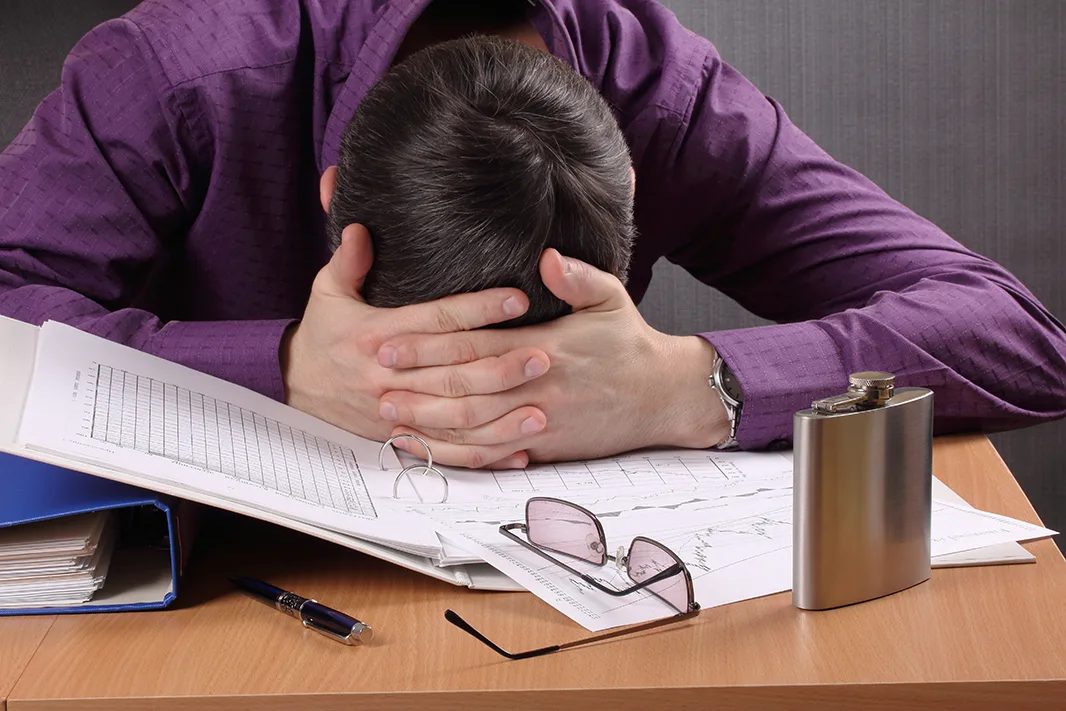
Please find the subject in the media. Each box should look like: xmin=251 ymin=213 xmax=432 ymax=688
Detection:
xmin=376 ymin=249 xmax=729 ymax=469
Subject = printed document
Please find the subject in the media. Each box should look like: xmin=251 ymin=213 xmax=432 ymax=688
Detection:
xmin=18 ymin=322 xmax=441 ymax=554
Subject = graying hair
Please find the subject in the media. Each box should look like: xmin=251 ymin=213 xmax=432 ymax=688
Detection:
xmin=327 ymin=35 xmax=635 ymax=327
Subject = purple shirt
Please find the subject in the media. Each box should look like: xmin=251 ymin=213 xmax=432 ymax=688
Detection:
xmin=1 ymin=0 xmax=1064 ymax=449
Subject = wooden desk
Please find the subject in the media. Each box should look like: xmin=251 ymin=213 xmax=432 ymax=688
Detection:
xmin=7 ymin=435 xmax=1066 ymax=710
xmin=0 ymin=617 xmax=53 ymax=711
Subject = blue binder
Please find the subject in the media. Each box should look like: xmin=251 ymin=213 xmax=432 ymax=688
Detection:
xmin=0 ymin=452 xmax=191 ymax=616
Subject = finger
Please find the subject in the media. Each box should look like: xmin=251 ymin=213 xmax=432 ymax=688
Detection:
xmin=539 ymin=248 xmax=628 ymax=312
xmin=405 ymin=406 xmax=545 ymax=447
xmin=486 ymin=452 xmax=530 ymax=469
xmin=378 ymin=331 xmax=513 ymax=369
xmin=323 ymin=224 xmax=374 ymax=302
xmin=379 ymin=389 xmax=539 ymax=430
xmin=391 ymin=427 xmax=534 ymax=470
xmin=388 ymin=348 xmax=550 ymax=398
xmin=386 ymin=287 xmax=530 ymax=338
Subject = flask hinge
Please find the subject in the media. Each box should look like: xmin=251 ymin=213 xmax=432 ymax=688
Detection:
xmin=812 ymin=371 xmax=896 ymax=413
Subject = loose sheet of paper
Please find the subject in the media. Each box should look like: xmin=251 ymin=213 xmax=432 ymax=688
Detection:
xmin=18 ymin=322 xmax=441 ymax=554
xmin=403 ymin=449 xmax=1058 ymax=631
xmin=444 ymin=496 xmax=1055 ymax=631
xmin=429 ymin=448 xmax=794 ymax=504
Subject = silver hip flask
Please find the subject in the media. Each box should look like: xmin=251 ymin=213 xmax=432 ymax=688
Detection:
xmin=792 ymin=372 xmax=933 ymax=610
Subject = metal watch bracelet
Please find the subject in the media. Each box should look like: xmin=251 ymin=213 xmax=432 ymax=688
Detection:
xmin=709 ymin=355 xmax=741 ymax=449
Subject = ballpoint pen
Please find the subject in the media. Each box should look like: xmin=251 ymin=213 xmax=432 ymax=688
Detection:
xmin=230 ymin=575 xmax=374 ymax=645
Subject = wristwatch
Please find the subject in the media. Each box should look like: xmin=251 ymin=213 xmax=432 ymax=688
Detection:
xmin=709 ymin=354 xmax=743 ymax=449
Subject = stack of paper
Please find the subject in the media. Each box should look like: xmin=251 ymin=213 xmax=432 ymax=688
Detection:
xmin=0 ymin=511 xmax=116 ymax=609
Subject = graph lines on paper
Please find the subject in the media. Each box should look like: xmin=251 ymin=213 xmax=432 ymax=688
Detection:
xmin=86 ymin=364 xmax=376 ymax=518
xmin=490 ymin=455 xmax=740 ymax=494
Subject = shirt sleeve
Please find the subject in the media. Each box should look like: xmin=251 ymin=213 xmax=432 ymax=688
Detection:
xmin=572 ymin=0 xmax=1066 ymax=449
xmin=0 ymin=18 xmax=293 ymax=402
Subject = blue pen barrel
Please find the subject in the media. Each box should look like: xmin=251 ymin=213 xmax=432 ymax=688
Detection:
xmin=231 ymin=576 xmax=286 ymax=602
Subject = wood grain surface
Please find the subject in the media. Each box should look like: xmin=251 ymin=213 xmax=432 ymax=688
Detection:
xmin=0 ymin=617 xmax=53 ymax=711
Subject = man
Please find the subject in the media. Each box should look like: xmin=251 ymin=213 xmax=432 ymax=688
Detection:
xmin=1 ymin=0 xmax=1064 ymax=471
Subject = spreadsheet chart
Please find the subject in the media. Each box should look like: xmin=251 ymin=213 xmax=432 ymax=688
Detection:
xmin=88 ymin=364 xmax=376 ymax=518
xmin=491 ymin=456 xmax=734 ymax=493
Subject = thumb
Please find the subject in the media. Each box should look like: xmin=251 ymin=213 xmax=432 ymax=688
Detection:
xmin=539 ymin=248 xmax=628 ymax=312
xmin=323 ymin=223 xmax=374 ymax=302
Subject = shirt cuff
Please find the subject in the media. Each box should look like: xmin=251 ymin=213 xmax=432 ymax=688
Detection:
xmin=143 ymin=318 xmax=296 ymax=402
xmin=698 ymin=322 xmax=847 ymax=450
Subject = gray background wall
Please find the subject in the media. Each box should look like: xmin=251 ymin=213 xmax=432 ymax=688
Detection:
xmin=1 ymin=0 xmax=1063 ymax=545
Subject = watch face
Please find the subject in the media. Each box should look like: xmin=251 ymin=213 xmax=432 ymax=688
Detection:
xmin=720 ymin=364 xmax=743 ymax=405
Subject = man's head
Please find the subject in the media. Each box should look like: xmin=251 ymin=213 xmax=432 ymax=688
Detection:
xmin=322 ymin=35 xmax=635 ymax=328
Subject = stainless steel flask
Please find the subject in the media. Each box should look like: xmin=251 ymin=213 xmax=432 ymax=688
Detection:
xmin=792 ymin=371 xmax=933 ymax=610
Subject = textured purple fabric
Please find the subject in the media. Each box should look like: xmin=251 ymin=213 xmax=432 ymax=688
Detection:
xmin=1 ymin=0 xmax=1064 ymax=450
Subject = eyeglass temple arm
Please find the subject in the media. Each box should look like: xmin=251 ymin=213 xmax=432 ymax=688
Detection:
xmin=445 ymin=607 xmax=701 ymax=660
xmin=499 ymin=524 xmax=685 ymax=599
xmin=445 ymin=610 xmax=560 ymax=660
xmin=556 ymin=607 xmax=700 ymax=652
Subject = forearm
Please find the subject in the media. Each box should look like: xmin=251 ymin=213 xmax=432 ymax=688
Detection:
xmin=653 ymin=68 xmax=1066 ymax=449
xmin=0 ymin=284 xmax=294 ymax=401
xmin=0 ymin=15 xmax=298 ymax=399
xmin=703 ymin=275 xmax=1066 ymax=450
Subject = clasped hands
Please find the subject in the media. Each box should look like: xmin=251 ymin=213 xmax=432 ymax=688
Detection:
xmin=282 ymin=224 xmax=727 ymax=469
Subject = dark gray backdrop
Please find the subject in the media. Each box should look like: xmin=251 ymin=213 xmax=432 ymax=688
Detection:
xmin=1 ymin=0 xmax=1062 ymax=544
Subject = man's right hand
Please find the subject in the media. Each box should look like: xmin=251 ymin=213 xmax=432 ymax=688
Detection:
xmin=281 ymin=224 xmax=550 ymax=460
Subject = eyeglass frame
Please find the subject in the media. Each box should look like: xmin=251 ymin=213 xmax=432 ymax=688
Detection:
xmin=499 ymin=497 xmax=699 ymax=612
xmin=445 ymin=496 xmax=701 ymax=660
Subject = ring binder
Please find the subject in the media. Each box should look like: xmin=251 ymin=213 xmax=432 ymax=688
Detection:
xmin=378 ymin=434 xmax=449 ymax=503
xmin=0 ymin=452 xmax=191 ymax=615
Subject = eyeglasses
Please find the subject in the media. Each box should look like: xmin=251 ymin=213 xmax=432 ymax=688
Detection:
xmin=446 ymin=496 xmax=701 ymax=659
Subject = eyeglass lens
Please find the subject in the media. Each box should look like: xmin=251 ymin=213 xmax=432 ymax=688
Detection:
xmin=525 ymin=498 xmax=607 ymax=565
xmin=626 ymin=537 xmax=690 ymax=613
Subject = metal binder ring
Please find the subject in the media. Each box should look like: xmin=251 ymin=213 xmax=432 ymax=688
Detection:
xmin=378 ymin=434 xmax=449 ymax=504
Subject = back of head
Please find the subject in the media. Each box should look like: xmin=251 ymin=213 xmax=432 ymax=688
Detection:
xmin=327 ymin=35 xmax=636 ymax=327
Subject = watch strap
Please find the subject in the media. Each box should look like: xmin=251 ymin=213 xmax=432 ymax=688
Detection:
xmin=709 ymin=355 xmax=740 ymax=449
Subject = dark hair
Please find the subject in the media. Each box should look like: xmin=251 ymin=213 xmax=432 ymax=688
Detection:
xmin=327 ymin=35 xmax=635 ymax=327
